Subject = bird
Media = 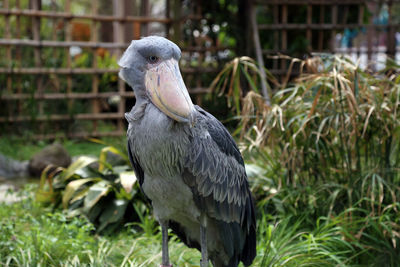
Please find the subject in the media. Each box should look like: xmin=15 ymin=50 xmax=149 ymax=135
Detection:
xmin=119 ymin=36 xmax=256 ymax=267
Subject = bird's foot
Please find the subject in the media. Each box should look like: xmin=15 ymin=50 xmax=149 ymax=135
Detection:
xmin=159 ymin=265 xmax=172 ymax=267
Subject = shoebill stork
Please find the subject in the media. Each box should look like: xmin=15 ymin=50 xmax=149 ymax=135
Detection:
xmin=119 ymin=36 xmax=256 ymax=267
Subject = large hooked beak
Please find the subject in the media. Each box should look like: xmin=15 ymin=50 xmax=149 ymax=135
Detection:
xmin=144 ymin=58 xmax=195 ymax=124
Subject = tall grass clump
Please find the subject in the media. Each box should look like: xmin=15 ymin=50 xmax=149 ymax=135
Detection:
xmin=232 ymin=55 xmax=400 ymax=265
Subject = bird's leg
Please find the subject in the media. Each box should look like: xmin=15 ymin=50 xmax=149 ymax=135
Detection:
xmin=160 ymin=220 xmax=172 ymax=267
xmin=200 ymin=224 xmax=209 ymax=267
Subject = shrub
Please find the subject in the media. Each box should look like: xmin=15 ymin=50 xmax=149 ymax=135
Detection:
xmin=36 ymin=145 xmax=147 ymax=234
xmin=237 ymin=55 xmax=400 ymax=265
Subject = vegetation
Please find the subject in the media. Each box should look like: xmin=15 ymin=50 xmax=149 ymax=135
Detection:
xmin=0 ymin=136 xmax=126 ymax=161
xmin=0 ymin=186 xmax=363 ymax=266
xmin=1 ymin=55 xmax=400 ymax=266
xmin=0 ymin=185 xmax=202 ymax=266
xmin=239 ymin=55 xmax=400 ymax=266
xmin=36 ymin=146 xmax=144 ymax=235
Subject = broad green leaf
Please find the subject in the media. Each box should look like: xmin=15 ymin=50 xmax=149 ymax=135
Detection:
xmin=68 ymin=197 xmax=84 ymax=211
xmin=70 ymin=187 xmax=90 ymax=203
xmin=63 ymin=178 xmax=99 ymax=208
xmin=36 ymin=165 xmax=60 ymax=204
xmin=112 ymin=165 xmax=130 ymax=174
xmin=83 ymin=181 xmax=111 ymax=212
xmin=99 ymin=146 xmax=129 ymax=172
xmin=87 ymin=201 xmax=104 ymax=222
xmin=97 ymin=199 xmax=128 ymax=232
xmin=61 ymin=156 xmax=98 ymax=181
xmin=38 ymin=165 xmax=56 ymax=191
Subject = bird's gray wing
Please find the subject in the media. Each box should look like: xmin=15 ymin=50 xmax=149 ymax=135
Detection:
xmin=127 ymin=139 xmax=144 ymax=187
xmin=184 ymin=106 xmax=251 ymax=223
xmin=183 ymin=106 xmax=256 ymax=265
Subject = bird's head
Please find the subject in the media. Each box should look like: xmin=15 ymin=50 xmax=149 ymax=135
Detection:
xmin=119 ymin=36 xmax=195 ymax=124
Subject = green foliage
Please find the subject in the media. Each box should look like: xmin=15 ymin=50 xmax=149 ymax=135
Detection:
xmin=240 ymin=55 xmax=400 ymax=265
xmin=258 ymin=216 xmax=356 ymax=266
xmin=0 ymin=185 xmax=97 ymax=265
xmin=1 ymin=185 xmax=368 ymax=267
xmin=36 ymin=145 xmax=144 ymax=234
xmin=210 ymin=56 xmax=273 ymax=117
xmin=0 ymin=185 xmax=202 ymax=266
xmin=0 ymin=136 xmax=126 ymax=161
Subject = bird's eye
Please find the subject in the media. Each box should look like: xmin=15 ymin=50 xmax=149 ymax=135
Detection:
xmin=148 ymin=55 xmax=159 ymax=63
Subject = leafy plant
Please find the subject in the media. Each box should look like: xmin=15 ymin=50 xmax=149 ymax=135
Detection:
xmin=210 ymin=56 xmax=274 ymax=116
xmin=238 ymin=54 xmax=400 ymax=265
xmin=36 ymin=145 xmax=144 ymax=234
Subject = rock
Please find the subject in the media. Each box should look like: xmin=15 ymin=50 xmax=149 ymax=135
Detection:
xmin=0 ymin=154 xmax=29 ymax=178
xmin=28 ymin=143 xmax=71 ymax=177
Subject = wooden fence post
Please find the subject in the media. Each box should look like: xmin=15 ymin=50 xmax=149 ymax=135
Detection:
xmin=65 ymin=0 xmax=73 ymax=127
xmin=113 ymin=0 xmax=126 ymax=134
xmin=171 ymin=0 xmax=182 ymax=45
xmin=4 ymin=0 xmax=11 ymax=94
xmin=92 ymin=0 xmax=100 ymax=133
xmin=31 ymin=0 xmax=43 ymax=121
xmin=141 ymin=0 xmax=150 ymax=36
xmin=306 ymin=4 xmax=312 ymax=53
xmin=387 ymin=1 xmax=396 ymax=60
xmin=331 ymin=4 xmax=338 ymax=52
xmin=15 ymin=0 xmax=23 ymax=114
xmin=165 ymin=0 xmax=170 ymax=39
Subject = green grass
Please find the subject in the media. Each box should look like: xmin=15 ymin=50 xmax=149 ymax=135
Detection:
xmin=0 ymin=184 xmax=364 ymax=267
xmin=0 ymin=185 xmax=203 ymax=267
xmin=0 ymin=136 xmax=126 ymax=161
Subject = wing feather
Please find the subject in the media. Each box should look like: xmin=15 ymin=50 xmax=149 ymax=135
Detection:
xmin=127 ymin=139 xmax=144 ymax=187
xmin=183 ymin=106 xmax=256 ymax=266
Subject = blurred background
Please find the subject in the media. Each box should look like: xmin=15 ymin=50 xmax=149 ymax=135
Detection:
xmin=1 ymin=0 xmax=399 ymax=139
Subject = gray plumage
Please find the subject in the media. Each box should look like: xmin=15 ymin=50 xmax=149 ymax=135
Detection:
xmin=120 ymin=36 xmax=256 ymax=267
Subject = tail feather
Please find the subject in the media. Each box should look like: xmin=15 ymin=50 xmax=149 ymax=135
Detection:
xmin=215 ymin=194 xmax=257 ymax=267
xmin=240 ymin=224 xmax=256 ymax=266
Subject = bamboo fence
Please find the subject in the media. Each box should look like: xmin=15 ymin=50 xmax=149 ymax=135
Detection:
xmin=0 ymin=0 xmax=223 ymax=139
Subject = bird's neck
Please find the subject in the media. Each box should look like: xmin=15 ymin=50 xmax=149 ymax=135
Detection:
xmin=128 ymin=81 xmax=146 ymax=100
xmin=133 ymin=85 xmax=149 ymax=104
xmin=126 ymin=87 xmax=148 ymax=123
